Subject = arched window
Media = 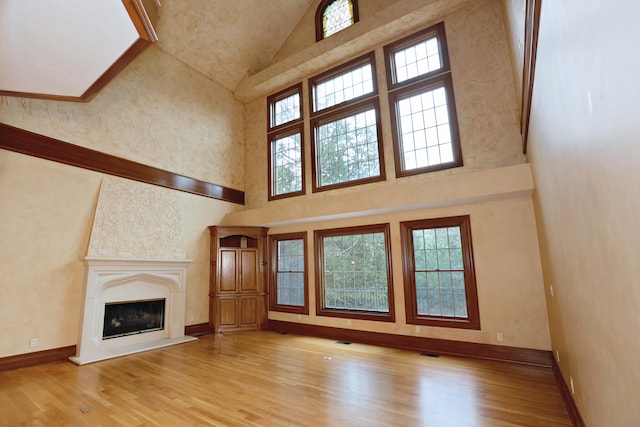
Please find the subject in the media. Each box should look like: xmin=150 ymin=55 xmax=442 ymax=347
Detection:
xmin=315 ymin=0 xmax=359 ymax=41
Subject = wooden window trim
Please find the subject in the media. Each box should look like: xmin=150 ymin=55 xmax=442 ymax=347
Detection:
xmin=310 ymin=98 xmax=386 ymax=193
xmin=267 ymin=124 xmax=306 ymax=201
xmin=269 ymin=232 xmax=309 ymax=315
xmin=400 ymin=215 xmax=480 ymax=330
xmin=309 ymin=52 xmax=377 ymax=117
xmin=314 ymin=223 xmax=395 ymax=322
xmin=387 ymin=73 xmax=463 ymax=178
xmin=384 ymin=22 xmax=450 ymax=90
xmin=315 ymin=0 xmax=360 ymax=42
xmin=267 ymin=83 xmax=305 ymax=200
xmin=384 ymin=22 xmax=463 ymax=178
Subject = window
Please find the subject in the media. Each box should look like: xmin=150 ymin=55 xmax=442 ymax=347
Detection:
xmin=315 ymin=0 xmax=359 ymax=41
xmin=309 ymin=53 xmax=385 ymax=192
xmin=400 ymin=216 xmax=480 ymax=329
xmin=268 ymin=84 xmax=305 ymax=200
xmin=314 ymin=224 xmax=394 ymax=322
xmin=269 ymin=233 xmax=308 ymax=314
xmin=385 ymin=23 xmax=463 ymax=177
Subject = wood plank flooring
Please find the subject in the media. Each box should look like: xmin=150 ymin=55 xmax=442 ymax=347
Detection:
xmin=0 ymin=331 xmax=572 ymax=426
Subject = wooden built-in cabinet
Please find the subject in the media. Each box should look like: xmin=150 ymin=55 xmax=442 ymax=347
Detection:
xmin=208 ymin=226 xmax=268 ymax=333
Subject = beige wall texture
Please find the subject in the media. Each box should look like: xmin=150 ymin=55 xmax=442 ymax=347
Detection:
xmin=233 ymin=0 xmax=550 ymax=350
xmin=0 ymin=46 xmax=244 ymax=358
xmin=526 ymin=0 xmax=640 ymax=425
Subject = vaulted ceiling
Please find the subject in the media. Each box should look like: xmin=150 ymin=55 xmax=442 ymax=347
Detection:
xmin=0 ymin=0 xmax=314 ymax=101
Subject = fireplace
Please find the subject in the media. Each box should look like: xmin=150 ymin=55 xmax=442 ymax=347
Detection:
xmin=103 ymin=298 xmax=165 ymax=339
xmin=70 ymin=258 xmax=196 ymax=365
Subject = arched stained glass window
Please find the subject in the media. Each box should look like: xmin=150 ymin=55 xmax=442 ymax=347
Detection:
xmin=315 ymin=0 xmax=359 ymax=41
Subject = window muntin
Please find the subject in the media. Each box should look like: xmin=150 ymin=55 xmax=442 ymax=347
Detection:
xmin=267 ymin=84 xmax=305 ymax=200
xmin=400 ymin=216 xmax=480 ymax=329
xmin=391 ymin=35 xmax=443 ymax=84
xmin=313 ymin=104 xmax=382 ymax=189
xmin=269 ymin=127 xmax=304 ymax=198
xmin=386 ymin=23 xmax=461 ymax=177
xmin=313 ymin=62 xmax=373 ymax=112
xmin=316 ymin=0 xmax=359 ymax=41
xmin=268 ymin=84 xmax=302 ymax=130
xmin=315 ymin=224 xmax=394 ymax=321
xmin=269 ymin=233 xmax=308 ymax=314
xmin=309 ymin=54 xmax=383 ymax=192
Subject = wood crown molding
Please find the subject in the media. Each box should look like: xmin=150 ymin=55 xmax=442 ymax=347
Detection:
xmin=521 ymin=0 xmax=542 ymax=154
xmin=266 ymin=320 xmax=554 ymax=367
xmin=0 ymin=123 xmax=245 ymax=204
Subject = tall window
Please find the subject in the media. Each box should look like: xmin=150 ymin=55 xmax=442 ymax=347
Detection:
xmin=400 ymin=216 xmax=480 ymax=329
xmin=314 ymin=224 xmax=394 ymax=322
xmin=385 ymin=23 xmax=463 ymax=177
xmin=269 ymin=233 xmax=308 ymax=314
xmin=315 ymin=0 xmax=359 ymax=41
xmin=309 ymin=53 xmax=385 ymax=192
xmin=268 ymin=84 xmax=305 ymax=200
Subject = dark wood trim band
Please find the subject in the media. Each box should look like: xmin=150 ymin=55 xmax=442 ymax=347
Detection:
xmin=0 ymin=123 xmax=245 ymax=204
xmin=521 ymin=0 xmax=542 ymax=154
xmin=0 ymin=345 xmax=76 ymax=372
xmin=185 ymin=323 xmax=213 ymax=336
xmin=266 ymin=320 xmax=554 ymax=367
xmin=552 ymin=358 xmax=586 ymax=427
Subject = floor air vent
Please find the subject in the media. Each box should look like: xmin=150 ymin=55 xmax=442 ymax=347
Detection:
xmin=420 ymin=352 xmax=440 ymax=358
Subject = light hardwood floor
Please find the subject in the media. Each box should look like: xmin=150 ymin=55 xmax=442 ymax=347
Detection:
xmin=0 ymin=331 xmax=572 ymax=426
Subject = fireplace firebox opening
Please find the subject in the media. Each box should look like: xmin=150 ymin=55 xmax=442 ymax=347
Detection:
xmin=103 ymin=298 xmax=165 ymax=340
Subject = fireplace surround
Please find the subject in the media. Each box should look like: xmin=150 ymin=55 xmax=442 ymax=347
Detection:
xmin=70 ymin=258 xmax=196 ymax=365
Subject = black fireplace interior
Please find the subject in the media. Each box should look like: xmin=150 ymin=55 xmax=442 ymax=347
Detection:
xmin=103 ymin=298 xmax=165 ymax=339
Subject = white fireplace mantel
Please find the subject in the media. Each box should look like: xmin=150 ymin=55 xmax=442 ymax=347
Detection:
xmin=70 ymin=258 xmax=197 ymax=365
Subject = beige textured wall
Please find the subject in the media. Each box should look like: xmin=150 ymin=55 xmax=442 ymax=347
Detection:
xmin=263 ymin=197 xmax=550 ymax=350
xmin=245 ymin=0 xmax=523 ymax=209
xmin=527 ymin=0 xmax=640 ymax=425
xmin=235 ymin=0 xmax=549 ymax=350
xmin=499 ymin=0 xmax=525 ymax=111
xmin=0 ymin=46 xmax=244 ymax=357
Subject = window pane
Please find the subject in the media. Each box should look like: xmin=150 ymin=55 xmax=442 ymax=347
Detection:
xmin=323 ymin=0 xmax=354 ymax=38
xmin=276 ymin=239 xmax=305 ymax=306
xmin=393 ymin=36 xmax=442 ymax=84
xmin=272 ymin=132 xmax=302 ymax=196
xmin=413 ymin=224 xmax=468 ymax=319
xmin=396 ymin=86 xmax=455 ymax=171
xmin=322 ymin=231 xmax=389 ymax=313
xmin=273 ymin=92 xmax=300 ymax=127
xmin=316 ymin=108 xmax=381 ymax=187
xmin=314 ymin=63 xmax=373 ymax=111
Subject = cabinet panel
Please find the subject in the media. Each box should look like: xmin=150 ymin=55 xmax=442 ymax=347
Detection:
xmin=219 ymin=249 xmax=238 ymax=292
xmin=239 ymin=296 xmax=258 ymax=326
xmin=240 ymin=249 xmax=258 ymax=293
xmin=218 ymin=297 xmax=238 ymax=327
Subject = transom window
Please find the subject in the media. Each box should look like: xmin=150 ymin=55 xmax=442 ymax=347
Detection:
xmin=314 ymin=224 xmax=394 ymax=322
xmin=385 ymin=23 xmax=463 ymax=177
xmin=267 ymin=84 xmax=305 ymax=200
xmin=269 ymin=233 xmax=308 ymax=314
xmin=400 ymin=216 xmax=480 ymax=329
xmin=316 ymin=0 xmax=359 ymax=41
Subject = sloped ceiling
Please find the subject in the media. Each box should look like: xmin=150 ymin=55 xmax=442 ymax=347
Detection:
xmin=0 ymin=0 xmax=314 ymax=100
xmin=156 ymin=0 xmax=315 ymax=92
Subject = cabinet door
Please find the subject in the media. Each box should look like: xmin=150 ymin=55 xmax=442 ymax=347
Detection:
xmin=238 ymin=295 xmax=258 ymax=327
xmin=218 ymin=249 xmax=238 ymax=293
xmin=239 ymin=249 xmax=258 ymax=293
xmin=217 ymin=297 xmax=238 ymax=328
